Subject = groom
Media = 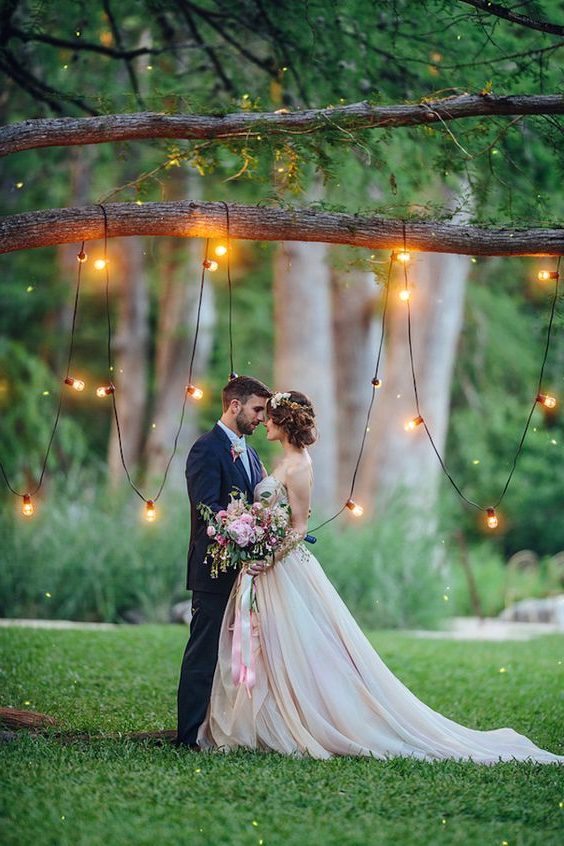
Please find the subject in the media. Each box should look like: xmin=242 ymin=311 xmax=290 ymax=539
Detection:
xmin=176 ymin=375 xmax=272 ymax=749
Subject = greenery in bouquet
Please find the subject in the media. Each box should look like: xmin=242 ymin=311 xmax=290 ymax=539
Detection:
xmin=198 ymin=491 xmax=290 ymax=578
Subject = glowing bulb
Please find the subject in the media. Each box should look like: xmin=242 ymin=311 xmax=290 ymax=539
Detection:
xmin=22 ymin=494 xmax=33 ymax=517
xmin=229 ymin=372 xmax=238 ymax=381
xmin=145 ymin=500 xmax=156 ymax=522
xmin=404 ymin=415 xmax=424 ymax=431
xmin=96 ymin=384 xmax=115 ymax=398
xmin=346 ymin=499 xmax=364 ymax=517
xmin=215 ymin=245 xmax=228 ymax=257
xmin=537 ymin=270 xmax=559 ymax=282
xmin=399 ymin=289 xmax=410 ymax=302
xmin=396 ymin=251 xmax=411 ymax=263
xmin=371 ymin=378 xmax=382 ymax=388
xmin=65 ymin=377 xmax=85 ymax=392
xmin=536 ymin=393 xmax=557 ymax=409
xmin=186 ymin=384 xmax=204 ymax=400
xmin=486 ymin=507 xmax=498 ymax=529
xmin=94 ymin=259 xmax=107 ymax=270
xmin=203 ymin=259 xmax=219 ymax=272
xmin=77 ymin=250 xmax=87 ymax=263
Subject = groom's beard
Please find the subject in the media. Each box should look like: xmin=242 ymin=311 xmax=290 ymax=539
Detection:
xmin=235 ymin=410 xmax=257 ymax=436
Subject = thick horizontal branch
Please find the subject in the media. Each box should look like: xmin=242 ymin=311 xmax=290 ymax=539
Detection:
xmin=2 ymin=94 xmax=563 ymax=156
xmin=458 ymin=0 xmax=564 ymax=37
xmin=0 ymin=202 xmax=562 ymax=257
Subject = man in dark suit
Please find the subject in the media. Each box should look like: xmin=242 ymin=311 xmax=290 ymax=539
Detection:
xmin=176 ymin=375 xmax=272 ymax=749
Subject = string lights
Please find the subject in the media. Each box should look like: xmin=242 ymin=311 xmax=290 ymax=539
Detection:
xmin=399 ymin=227 xmax=561 ymax=531
xmin=96 ymin=384 xmax=115 ymax=398
xmin=0 ymin=239 xmax=87 ymax=516
xmin=1 ymin=206 xmax=560 ymax=541
xmin=64 ymin=376 xmax=85 ymax=391
xmin=538 ymin=269 xmax=559 ymax=282
xmin=97 ymin=203 xmax=210 ymax=523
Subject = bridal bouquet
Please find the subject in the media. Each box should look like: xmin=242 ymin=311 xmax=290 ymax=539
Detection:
xmin=198 ymin=491 xmax=290 ymax=578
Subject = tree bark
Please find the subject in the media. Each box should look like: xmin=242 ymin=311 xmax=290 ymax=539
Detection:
xmin=273 ymin=233 xmax=338 ymax=514
xmin=2 ymin=94 xmax=563 ymax=155
xmin=1 ymin=201 xmax=561 ymax=256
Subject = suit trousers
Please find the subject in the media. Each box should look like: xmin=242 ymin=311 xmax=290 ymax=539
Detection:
xmin=176 ymin=590 xmax=231 ymax=747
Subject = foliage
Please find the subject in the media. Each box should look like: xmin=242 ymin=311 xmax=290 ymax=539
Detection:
xmin=1 ymin=626 xmax=563 ymax=845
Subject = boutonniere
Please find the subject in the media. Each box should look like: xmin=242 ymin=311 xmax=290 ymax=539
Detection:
xmin=230 ymin=443 xmax=245 ymax=462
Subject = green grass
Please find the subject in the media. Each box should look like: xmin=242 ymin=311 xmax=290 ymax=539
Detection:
xmin=1 ymin=626 xmax=563 ymax=846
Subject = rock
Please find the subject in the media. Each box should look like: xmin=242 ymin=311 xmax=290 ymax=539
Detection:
xmin=120 ymin=608 xmax=147 ymax=625
xmin=170 ymin=600 xmax=192 ymax=625
xmin=499 ymin=594 xmax=564 ymax=628
xmin=0 ymin=730 xmax=19 ymax=743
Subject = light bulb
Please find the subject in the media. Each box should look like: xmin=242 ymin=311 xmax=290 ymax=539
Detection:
xmin=371 ymin=378 xmax=382 ymax=388
xmin=229 ymin=372 xmax=238 ymax=381
xmin=486 ymin=507 xmax=498 ymax=529
xmin=65 ymin=377 xmax=85 ymax=392
xmin=536 ymin=393 xmax=557 ymax=409
xmin=145 ymin=500 xmax=156 ymax=522
xmin=346 ymin=499 xmax=364 ymax=517
xmin=215 ymin=245 xmax=228 ymax=257
xmin=203 ymin=259 xmax=219 ymax=272
xmin=537 ymin=270 xmax=559 ymax=282
xmin=22 ymin=494 xmax=33 ymax=517
xmin=396 ymin=251 xmax=411 ymax=263
xmin=404 ymin=415 xmax=424 ymax=431
xmin=399 ymin=289 xmax=410 ymax=302
xmin=77 ymin=250 xmax=87 ymax=263
xmin=186 ymin=384 xmax=204 ymax=400
xmin=96 ymin=384 xmax=115 ymax=398
xmin=93 ymin=259 xmax=107 ymax=270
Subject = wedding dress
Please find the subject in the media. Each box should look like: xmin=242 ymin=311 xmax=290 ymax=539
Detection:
xmin=198 ymin=476 xmax=563 ymax=763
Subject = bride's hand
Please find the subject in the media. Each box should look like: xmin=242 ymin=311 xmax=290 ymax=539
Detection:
xmin=246 ymin=559 xmax=269 ymax=576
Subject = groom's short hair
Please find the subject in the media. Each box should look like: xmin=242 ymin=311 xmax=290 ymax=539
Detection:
xmin=222 ymin=375 xmax=272 ymax=410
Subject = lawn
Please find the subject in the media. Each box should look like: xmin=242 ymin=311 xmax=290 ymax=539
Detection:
xmin=1 ymin=625 xmax=563 ymax=846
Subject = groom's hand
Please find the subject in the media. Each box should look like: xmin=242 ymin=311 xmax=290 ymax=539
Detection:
xmin=246 ymin=559 xmax=268 ymax=576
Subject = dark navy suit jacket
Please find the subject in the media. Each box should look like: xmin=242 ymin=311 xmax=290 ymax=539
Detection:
xmin=185 ymin=423 xmax=263 ymax=594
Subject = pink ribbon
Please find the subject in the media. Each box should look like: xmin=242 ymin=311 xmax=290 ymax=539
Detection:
xmin=231 ymin=572 xmax=258 ymax=694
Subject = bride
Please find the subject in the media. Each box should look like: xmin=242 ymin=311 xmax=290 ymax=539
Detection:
xmin=198 ymin=390 xmax=563 ymax=763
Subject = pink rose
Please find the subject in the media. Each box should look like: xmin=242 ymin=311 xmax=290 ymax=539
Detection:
xmin=216 ymin=510 xmax=228 ymax=520
xmin=228 ymin=518 xmax=254 ymax=547
xmin=207 ymin=525 xmax=216 ymax=538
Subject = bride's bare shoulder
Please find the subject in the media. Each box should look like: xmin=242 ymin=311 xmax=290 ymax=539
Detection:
xmin=285 ymin=455 xmax=313 ymax=485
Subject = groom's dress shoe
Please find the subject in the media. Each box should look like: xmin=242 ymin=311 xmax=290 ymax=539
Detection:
xmin=176 ymin=740 xmax=201 ymax=752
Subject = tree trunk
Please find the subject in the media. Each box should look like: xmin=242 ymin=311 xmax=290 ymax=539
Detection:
xmin=332 ymin=265 xmax=381 ymax=492
xmin=357 ymin=195 xmax=470 ymax=530
xmin=144 ymin=172 xmax=216 ymax=490
xmin=273 ymin=232 xmax=338 ymax=513
xmin=107 ymin=237 xmax=150 ymax=487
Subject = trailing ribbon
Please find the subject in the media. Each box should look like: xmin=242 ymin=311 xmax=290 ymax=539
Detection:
xmin=231 ymin=572 xmax=258 ymax=694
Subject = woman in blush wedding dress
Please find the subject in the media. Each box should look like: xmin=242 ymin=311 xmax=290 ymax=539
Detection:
xmin=197 ymin=391 xmax=563 ymax=764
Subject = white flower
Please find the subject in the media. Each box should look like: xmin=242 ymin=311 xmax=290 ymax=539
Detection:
xmin=271 ymin=391 xmax=290 ymax=409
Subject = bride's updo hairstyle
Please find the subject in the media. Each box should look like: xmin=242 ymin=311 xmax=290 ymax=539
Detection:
xmin=266 ymin=391 xmax=317 ymax=448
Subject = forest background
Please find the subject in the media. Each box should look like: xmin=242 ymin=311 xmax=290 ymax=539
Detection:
xmin=1 ymin=0 xmax=563 ymax=629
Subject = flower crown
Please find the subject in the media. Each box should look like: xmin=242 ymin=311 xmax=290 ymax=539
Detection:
xmin=270 ymin=391 xmax=304 ymax=411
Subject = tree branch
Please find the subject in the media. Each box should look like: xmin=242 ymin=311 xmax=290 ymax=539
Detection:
xmin=1 ymin=93 xmax=563 ymax=156
xmin=0 ymin=201 xmax=561 ymax=256
xmin=457 ymin=0 xmax=564 ymax=37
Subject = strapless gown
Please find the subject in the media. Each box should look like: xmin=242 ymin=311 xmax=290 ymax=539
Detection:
xmin=197 ymin=476 xmax=563 ymax=763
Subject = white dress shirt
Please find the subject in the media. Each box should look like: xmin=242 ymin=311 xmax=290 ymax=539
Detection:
xmin=217 ymin=420 xmax=252 ymax=483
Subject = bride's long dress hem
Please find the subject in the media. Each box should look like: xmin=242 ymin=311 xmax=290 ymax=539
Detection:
xmin=197 ymin=477 xmax=563 ymax=766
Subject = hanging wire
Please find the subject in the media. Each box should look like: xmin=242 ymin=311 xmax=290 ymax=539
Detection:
xmin=219 ymin=201 xmax=236 ymax=378
xmin=308 ymin=252 xmax=394 ymax=534
xmin=99 ymin=204 xmax=209 ymax=505
xmin=0 ymin=241 xmax=87 ymax=499
xmin=403 ymin=247 xmax=562 ymax=515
